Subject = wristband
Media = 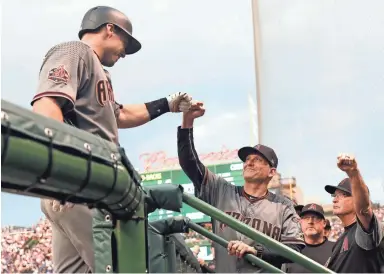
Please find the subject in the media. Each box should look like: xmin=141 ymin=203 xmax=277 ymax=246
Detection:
xmin=145 ymin=98 xmax=170 ymax=120
xmin=254 ymin=245 xmax=264 ymax=259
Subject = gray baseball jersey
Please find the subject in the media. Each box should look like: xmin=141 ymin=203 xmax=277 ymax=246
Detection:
xmin=200 ymin=170 xmax=305 ymax=273
xmin=31 ymin=40 xmax=121 ymax=273
xmin=31 ymin=40 xmax=121 ymax=144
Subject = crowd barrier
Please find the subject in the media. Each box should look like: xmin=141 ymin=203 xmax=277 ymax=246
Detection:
xmin=1 ymin=99 xmax=333 ymax=273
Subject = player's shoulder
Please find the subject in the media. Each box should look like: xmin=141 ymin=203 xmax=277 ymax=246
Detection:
xmin=43 ymin=40 xmax=94 ymax=60
xmin=267 ymin=191 xmax=295 ymax=208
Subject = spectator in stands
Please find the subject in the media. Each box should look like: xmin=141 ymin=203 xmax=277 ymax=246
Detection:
xmin=285 ymin=203 xmax=334 ymax=273
xmin=192 ymin=245 xmax=200 ymax=258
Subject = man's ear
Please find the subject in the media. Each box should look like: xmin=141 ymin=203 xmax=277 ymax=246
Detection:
xmin=268 ymin=168 xmax=277 ymax=178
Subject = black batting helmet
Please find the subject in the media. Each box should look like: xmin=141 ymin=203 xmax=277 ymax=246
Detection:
xmin=78 ymin=6 xmax=141 ymax=55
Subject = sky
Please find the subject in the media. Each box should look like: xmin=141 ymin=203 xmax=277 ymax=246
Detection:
xmin=1 ymin=0 xmax=383 ymax=227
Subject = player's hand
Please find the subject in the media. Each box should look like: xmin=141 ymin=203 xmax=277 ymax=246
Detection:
xmin=227 ymin=240 xmax=256 ymax=258
xmin=183 ymin=101 xmax=205 ymax=120
xmin=337 ymin=153 xmax=358 ymax=175
xmin=45 ymin=199 xmax=75 ymax=212
xmin=166 ymin=92 xmax=193 ymax=112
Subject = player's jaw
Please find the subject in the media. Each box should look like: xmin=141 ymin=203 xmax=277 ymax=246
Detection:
xmin=243 ymin=168 xmax=269 ymax=183
xmin=101 ymin=49 xmax=125 ymax=67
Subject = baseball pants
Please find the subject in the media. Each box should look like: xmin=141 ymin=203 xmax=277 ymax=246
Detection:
xmin=41 ymin=199 xmax=95 ymax=273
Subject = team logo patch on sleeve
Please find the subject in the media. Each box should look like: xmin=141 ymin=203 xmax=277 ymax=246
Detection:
xmin=48 ymin=65 xmax=70 ymax=84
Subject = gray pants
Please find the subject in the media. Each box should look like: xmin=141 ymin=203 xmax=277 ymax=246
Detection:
xmin=41 ymin=199 xmax=95 ymax=273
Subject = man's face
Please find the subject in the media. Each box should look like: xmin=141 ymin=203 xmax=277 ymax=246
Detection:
xmin=332 ymin=189 xmax=354 ymax=216
xmin=243 ymin=153 xmax=275 ymax=183
xmin=101 ymin=24 xmax=128 ymax=67
xmin=300 ymin=213 xmax=325 ymax=238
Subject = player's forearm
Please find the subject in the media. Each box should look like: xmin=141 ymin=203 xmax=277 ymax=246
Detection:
xmin=348 ymin=169 xmax=373 ymax=230
xmin=256 ymin=244 xmax=304 ymax=267
xmin=181 ymin=114 xmax=194 ymax=128
xmin=32 ymin=97 xmax=64 ymax=122
xmin=117 ymin=103 xmax=151 ymax=128
xmin=177 ymin=126 xmax=206 ymax=192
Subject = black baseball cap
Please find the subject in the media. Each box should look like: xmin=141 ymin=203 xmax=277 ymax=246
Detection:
xmin=294 ymin=204 xmax=304 ymax=212
xmin=300 ymin=203 xmax=325 ymax=219
xmin=325 ymin=178 xmax=352 ymax=195
xmin=238 ymin=144 xmax=278 ymax=168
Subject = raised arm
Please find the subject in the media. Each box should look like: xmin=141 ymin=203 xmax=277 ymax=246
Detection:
xmin=177 ymin=102 xmax=208 ymax=194
xmin=337 ymin=153 xmax=384 ymax=249
xmin=177 ymin=102 xmax=228 ymax=204
xmin=116 ymin=92 xmax=192 ymax=128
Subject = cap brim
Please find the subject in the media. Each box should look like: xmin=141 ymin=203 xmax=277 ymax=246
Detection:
xmin=324 ymin=185 xmax=351 ymax=195
xmin=299 ymin=210 xmax=325 ymax=219
xmin=238 ymin=146 xmax=271 ymax=166
xmin=125 ymin=35 xmax=141 ymax=55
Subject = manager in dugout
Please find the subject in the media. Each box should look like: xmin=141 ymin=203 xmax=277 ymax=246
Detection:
xmin=177 ymin=102 xmax=305 ymax=273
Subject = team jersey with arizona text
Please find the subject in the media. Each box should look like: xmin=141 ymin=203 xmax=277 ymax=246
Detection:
xmin=31 ymin=41 xmax=121 ymax=144
xmin=177 ymin=127 xmax=305 ymax=273
xmin=201 ymin=171 xmax=305 ymax=273
xmin=325 ymin=215 xmax=384 ymax=273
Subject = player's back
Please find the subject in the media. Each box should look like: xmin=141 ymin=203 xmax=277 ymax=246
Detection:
xmin=33 ymin=40 xmax=121 ymax=144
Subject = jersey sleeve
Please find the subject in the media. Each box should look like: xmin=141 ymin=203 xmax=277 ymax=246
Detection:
xmin=31 ymin=42 xmax=90 ymax=114
xmin=177 ymin=126 xmax=231 ymax=206
xmin=280 ymin=202 xmax=306 ymax=246
xmin=199 ymin=168 xmax=232 ymax=207
xmin=355 ymin=213 xmax=384 ymax=250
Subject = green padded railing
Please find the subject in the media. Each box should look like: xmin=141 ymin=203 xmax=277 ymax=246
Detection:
xmin=183 ymin=193 xmax=335 ymax=273
xmin=187 ymin=221 xmax=283 ymax=273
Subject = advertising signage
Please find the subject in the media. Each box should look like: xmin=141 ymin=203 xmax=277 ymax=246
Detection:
xmin=141 ymin=161 xmax=244 ymax=223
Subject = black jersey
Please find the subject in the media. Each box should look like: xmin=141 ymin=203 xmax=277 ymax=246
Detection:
xmin=287 ymin=238 xmax=334 ymax=273
xmin=325 ymin=215 xmax=384 ymax=273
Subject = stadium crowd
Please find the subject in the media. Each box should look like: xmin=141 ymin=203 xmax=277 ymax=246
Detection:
xmin=1 ymin=205 xmax=383 ymax=273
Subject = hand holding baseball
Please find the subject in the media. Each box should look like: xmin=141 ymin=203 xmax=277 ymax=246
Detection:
xmin=337 ymin=153 xmax=358 ymax=174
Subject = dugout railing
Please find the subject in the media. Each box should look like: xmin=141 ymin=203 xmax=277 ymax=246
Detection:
xmin=1 ymin=99 xmax=334 ymax=273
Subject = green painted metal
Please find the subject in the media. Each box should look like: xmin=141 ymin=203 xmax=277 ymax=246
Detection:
xmin=0 ymin=99 xmax=335 ymax=273
xmin=115 ymin=199 xmax=147 ymax=273
xmin=182 ymin=193 xmax=335 ymax=273
xmin=187 ymin=221 xmax=283 ymax=273
xmin=1 ymin=99 xmax=143 ymax=219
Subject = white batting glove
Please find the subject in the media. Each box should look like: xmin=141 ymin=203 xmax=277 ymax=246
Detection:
xmin=166 ymin=92 xmax=193 ymax=112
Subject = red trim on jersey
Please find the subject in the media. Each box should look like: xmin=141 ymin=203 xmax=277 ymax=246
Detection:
xmin=31 ymin=91 xmax=75 ymax=106
xmin=242 ymin=187 xmax=269 ymax=204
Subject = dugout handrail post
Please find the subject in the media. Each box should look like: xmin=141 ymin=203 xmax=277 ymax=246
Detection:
xmin=182 ymin=193 xmax=335 ymax=274
xmin=187 ymin=221 xmax=284 ymax=273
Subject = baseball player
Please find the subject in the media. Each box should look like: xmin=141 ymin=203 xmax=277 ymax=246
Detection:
xmin=285 ymin=203 xmax=334 ymax=273
xmin=177 ymin=102 xmax=305 ymax=273
xmin=31 ymin=6 xmax=193 ymax=273
xmin=323 ymin=153 xmax=384 ymax=272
